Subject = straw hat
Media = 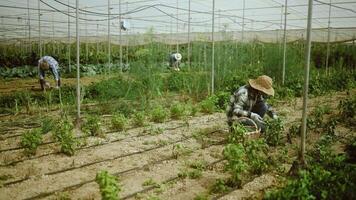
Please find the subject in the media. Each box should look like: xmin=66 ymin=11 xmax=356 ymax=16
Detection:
xmin=39 ymin=61 xmax=49 ymax=70
xmin=248 ymin=75 xmax=275 ymax=96
xmin=174 ymin=53 xmax=182 ymax=61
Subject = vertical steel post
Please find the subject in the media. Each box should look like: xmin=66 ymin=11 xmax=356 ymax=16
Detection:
xmin=27 ymin=0 xmax=31 ymax=53
xmin=282 ymin=0 xmax=288 ymax=85
xmin=68 ymin=0 xmax=71 ymax=72
xmin=300 ymin=0 xmax=314 ymax=165
xmin=52 ymin=13 xmax=55 ymax=54
xmin=241 ymin=0 xmax=245 ymax=42
xmin=211 ymin=0 xmax=215 ymax=94
xmin=108 ymin=0 xmax=111 ymax=71
xmin=76 ymin=0 xmax=81 ymax=123
xmin=119 ymin=0 xmax=123 ymax=69
xmin=38 ymin=0 xmax=42 ymax=57
xmin=126 ymin=1 xmax=129 ymax=66
xmin=96 ymin=24 xmax=99 ymax=64
xmin=85 ymin=8 xmax=88 ymax=63
xmin=187 ymin=0 xmax=191 ymax=68
xmin=176 ymin=0 xmax=179 ymax=53
xmin=325 ymin=0 xmax=331 ymax=75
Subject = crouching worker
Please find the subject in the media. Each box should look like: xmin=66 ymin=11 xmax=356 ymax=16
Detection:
xmin=38 ymin=56 xmax=61 ymax=90
xmin=226 ymin=75 xmax=278 ymax=132
xmin=169 ymin=52 xmax=182 ymax=71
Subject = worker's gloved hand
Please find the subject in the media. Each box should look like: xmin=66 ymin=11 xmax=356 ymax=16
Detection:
xmin=250 ymin=112 xmax=263 ymax=123
xmin=273 ymin=114 xmax=279 ymax=120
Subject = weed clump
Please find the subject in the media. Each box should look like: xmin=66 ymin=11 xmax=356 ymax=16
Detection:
xmin=40 ymin=117 xmax=55 ymax=134
xmin=199 ymin=97 xmax=217 ymax=114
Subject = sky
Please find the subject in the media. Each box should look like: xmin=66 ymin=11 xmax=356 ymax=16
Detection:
xmin=0 ymin=0 xmax=356 ymax=40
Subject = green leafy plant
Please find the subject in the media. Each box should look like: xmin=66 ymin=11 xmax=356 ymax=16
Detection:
xmin=132 ymin=111 xmax=146 ymax=127
xmin=21 ymin=128 xmax=43 ymax=154
xmin=96 ymin=170 xmax=121 ymax=200
xmin=41 ymin=117 xmax=55 ymax=134
xmin=199 ymin=97 xmax=217 ymax=114
xmin=245 ymin=139 xmax=269 ymax=175
xmin=228 ymin=123 xmax=247 ymax=144
xmin=142 ymin=178 xmax=158 ymax=187
xmin=150 ymin=106 xmax=168 ymax=123
xmin=210 ymin=178 xmax=230 ymax=194
xmin=264 ymin=118 xmax=284 ymax=146
xmin=82 ymin=115 xmax=102 ymax=136
xmin=170 ymin=103 xmax=186 ymax=120
xmin=54 ymin=120 xmax=78 ymax=156
xmin=223 ymin=143 xmax=248 ymax=187
xmin=111 ymin=113 xmax=128 ymax=131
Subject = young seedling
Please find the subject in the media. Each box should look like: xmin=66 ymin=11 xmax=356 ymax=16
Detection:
xmin=96 ymin=170 xmax=121 ymax=200
xmin=142 ymin=178 xmax=159 ymax=187
xmin=21 ymin=128 xmax=43 ymax=155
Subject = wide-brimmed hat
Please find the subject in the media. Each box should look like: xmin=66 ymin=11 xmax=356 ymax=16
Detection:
xmin=39 ymin=61 xmax=49 ymax=70
xmin=248 ymin=75 xmax=274 ymax=96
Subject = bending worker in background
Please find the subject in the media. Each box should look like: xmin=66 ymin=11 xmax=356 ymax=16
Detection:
xmin=169 ymin=52 xmax=182 ymax=71
xmin=226 ymin=75 xmax=278 ymax=132
xmin=38 ymin=56 xmax=61 ymax=90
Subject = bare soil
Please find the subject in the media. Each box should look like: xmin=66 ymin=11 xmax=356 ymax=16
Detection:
xmin=0 ymin=89 xmax=354 ymax=200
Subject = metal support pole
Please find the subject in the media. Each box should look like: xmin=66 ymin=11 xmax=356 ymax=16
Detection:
xmin=108 ymin=0 xmax=111 ymax=71
xmin=27 ymin=0 xmax=31 ymax=53
xmin=76 ymin=0 xmax=81 ymax=123
xmin=85 ymin=8 xmax=88 ymax=63
xmin=68 ymin=0 xmax=71 ymax=72
xmin=126 ymin=1 xmax=129 ymax=66
xmin=119 ymin=0 xmax=123 ymax=68
xmin=52 ymin=13 xmax=55 ymax=54
xmin=187 ymin=0 xmax=191 ymax=68
xmin=325 ymin=0 xmax=331 ymax=75
xmin=241 ymin=0 xmax=245 ymax=42
xmin=300 ymin=0 xmax=314 ymax=165
xmin=96 ymin=24 xmax=99 ymax=64
xmin=211 ymin=0 xmax=215 ymax=95
xmin=38 ymin=0 xmax=42 ymax=57
xmin=176 ymin=0 xmax=179 ymax=53
xmin=282 ymin=0 xmax=288 ymax=85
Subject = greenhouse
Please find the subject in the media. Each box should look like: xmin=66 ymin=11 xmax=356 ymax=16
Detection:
xmin=0 ymin=0 xmax=355 ymax=199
